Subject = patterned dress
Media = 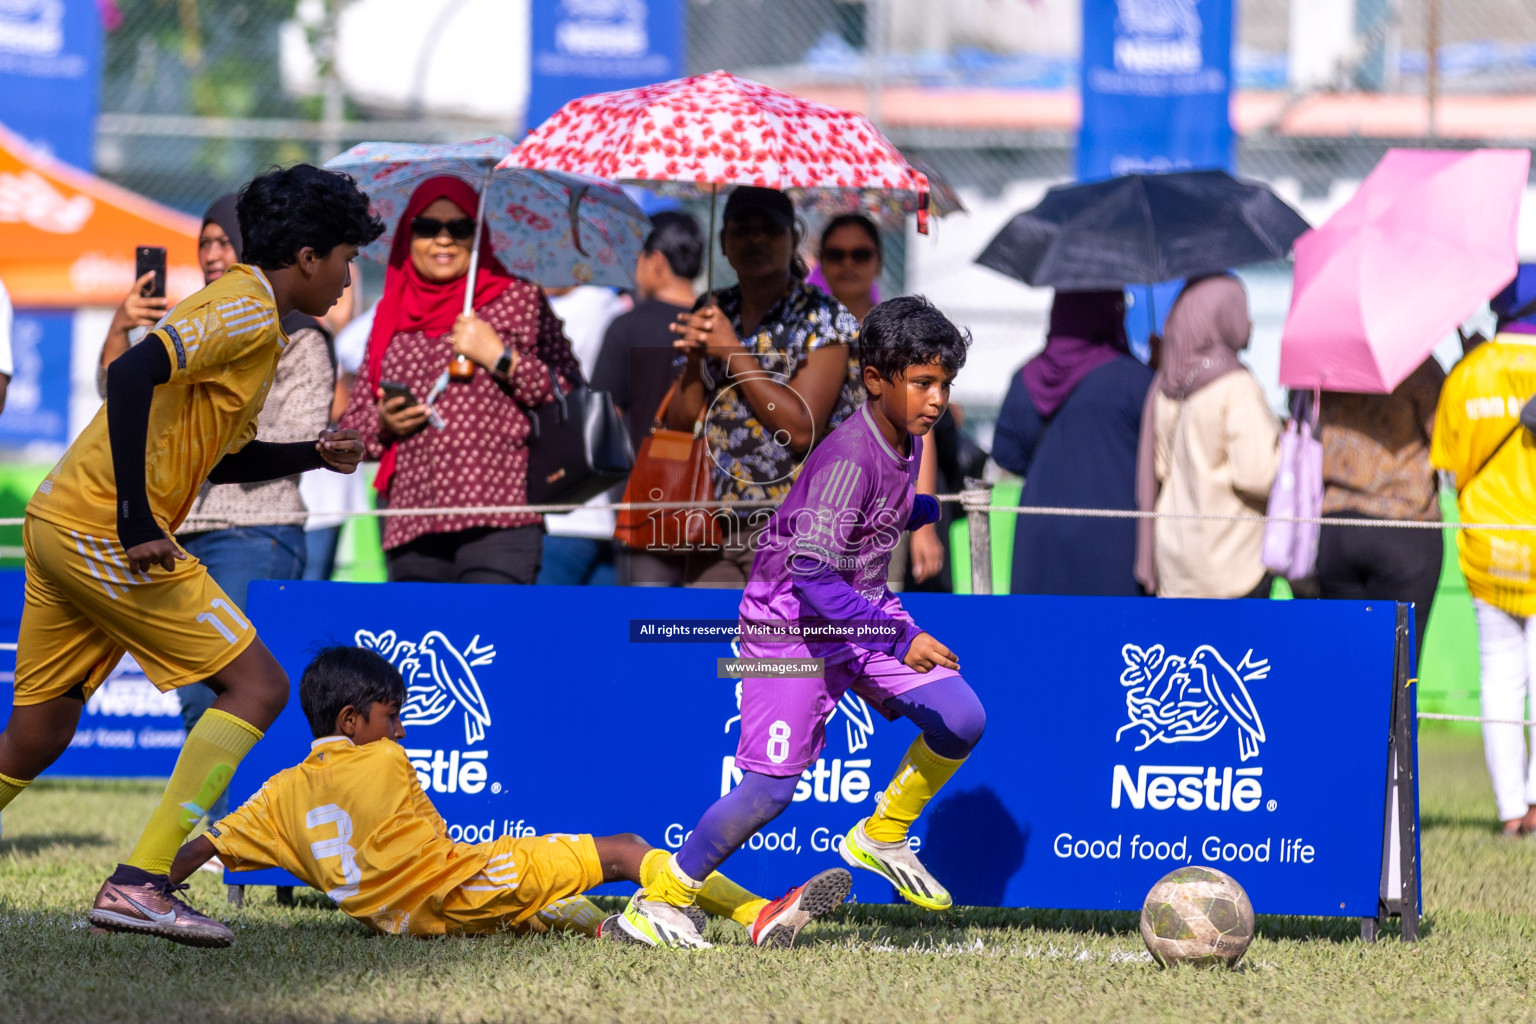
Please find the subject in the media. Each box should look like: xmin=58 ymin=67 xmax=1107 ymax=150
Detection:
xmin=695 ymin=279 xmax=863 ymax=507
xmin=339 ymin=281 xmax=581 ymax=551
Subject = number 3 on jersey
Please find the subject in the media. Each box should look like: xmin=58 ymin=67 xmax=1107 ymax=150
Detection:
xmin=766 ymin=720 xmax=792 ymax=764
xmin=306 ymin=804 xmax=361 ymax=902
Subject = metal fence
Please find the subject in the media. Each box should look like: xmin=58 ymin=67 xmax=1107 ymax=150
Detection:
xmin=86 ymin=0 xmax=1536 ymax=429
xmin=94 ymin=0 xmax=1536 ymax=212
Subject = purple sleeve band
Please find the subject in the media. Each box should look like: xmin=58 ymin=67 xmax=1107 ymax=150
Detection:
xmin=906 ymin=494 xmax=940 ymax=531
xmin=792 ymin=563 xmax=923 ymax=657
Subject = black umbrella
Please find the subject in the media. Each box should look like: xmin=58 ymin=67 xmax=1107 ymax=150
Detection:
xmin=976 ymin=170 xmax=1309 ymax=292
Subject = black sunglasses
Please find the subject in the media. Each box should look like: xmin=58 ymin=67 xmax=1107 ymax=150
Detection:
xmin=823 ymin=246 xmax=876 ymax=265
xmin=411 ymin=216 xmax=477 ymax=241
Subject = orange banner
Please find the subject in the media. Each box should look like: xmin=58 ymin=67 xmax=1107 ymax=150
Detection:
xmin=0 ymin=121 xmax=202 ymax=308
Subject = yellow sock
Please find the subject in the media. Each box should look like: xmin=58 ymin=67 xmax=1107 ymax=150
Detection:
xmin=638 ymin=848 xmax=702 ymax=908
xmin=127 ymin=707 xmax=262 ymax=874
xmin=536 ymin=896 xmax=607 ymax=938
xmin=641 ymin=848 xmax=770 ymax=927
xmin=0 ymin=770 xmax=31 ymax=812
xmin=863 ymin=736 xmax=966 ymax=844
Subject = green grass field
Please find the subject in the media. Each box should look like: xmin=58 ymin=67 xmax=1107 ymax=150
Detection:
xmin=1 ymin=729 xmax=1531 ymax=1024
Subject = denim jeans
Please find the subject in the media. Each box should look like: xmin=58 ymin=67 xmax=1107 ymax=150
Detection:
xmin=536 ymin=535 xmax=616 ymax=586
xmin=176 ymin=524 xmax=306 ymax=822
xmin=304 ymin=525 xmax=343 ymax=581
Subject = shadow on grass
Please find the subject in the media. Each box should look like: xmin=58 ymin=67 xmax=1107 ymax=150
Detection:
xmin=1253 ymin=913 xmax=1431 ymax=942
xmin=833 ymin=902 xmax=1426 ymax=943
xmin=0 ymin=832 xmax=112 ymax=856
xmin=1421 ymin=811 xmax=1510 ymax=836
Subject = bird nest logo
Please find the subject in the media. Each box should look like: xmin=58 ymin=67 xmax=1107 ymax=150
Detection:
xmin=1117 ymin=645 xmax=1267 ymax=761
xmin=355 ymin=630 xmax=496 ymax=746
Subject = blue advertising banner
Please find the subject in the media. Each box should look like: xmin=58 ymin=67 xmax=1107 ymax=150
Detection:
xmin=526 ymin=0 xmax=682 ymax=130
xmin=0 ymin=0 xmax=101 ymax=169
xmin=1078 ymin=0 xmax=1233 ymax=181
xmin=0 ymin=308 xmax=72 ymax=451
xmin=233 ymin=582 xmax=1404 ymax=918
xmin=0 ymin=572 xmax=187 ymax=777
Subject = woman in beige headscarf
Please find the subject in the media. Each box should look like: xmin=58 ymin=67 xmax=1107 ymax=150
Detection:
xmin=1134 ymin=275 xmax=1280 ymax=598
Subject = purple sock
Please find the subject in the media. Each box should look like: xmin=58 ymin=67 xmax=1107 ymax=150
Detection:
xmin=675 ymin=771 xmax=800 ymax=880
xmin=884 ymin=675 xmax=987 ymax=759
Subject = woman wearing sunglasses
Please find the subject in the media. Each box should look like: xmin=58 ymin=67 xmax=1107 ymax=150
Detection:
xmin=813 ymin=213 xmax=950 ymax=591
xmin=815 ymin=214 xmax=883 ymax=323
xmin=339 ymin=176 xmax=581 ymax=584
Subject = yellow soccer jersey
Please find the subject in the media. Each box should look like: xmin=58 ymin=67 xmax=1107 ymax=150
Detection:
xmin=1431 ymin=334 xmax=1536 ymax=615
xmin=207 ymin=737 xmax=496 ymax=936
xmin=28 ymin=264 xmax=288 ymax=537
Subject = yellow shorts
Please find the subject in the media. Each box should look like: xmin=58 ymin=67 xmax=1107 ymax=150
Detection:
xmin=14 ymin=516 xmax=256 ymax=705
xmin=439 ymin=833 xmax=605 ymax=936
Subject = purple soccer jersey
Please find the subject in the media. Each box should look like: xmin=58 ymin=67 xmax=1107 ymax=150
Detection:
xmin=732 ymin=402 xmax=955 ymax=776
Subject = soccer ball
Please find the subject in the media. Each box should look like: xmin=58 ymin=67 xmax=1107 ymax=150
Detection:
xmin=1139 ymin=865 xmax=1254 ymax=968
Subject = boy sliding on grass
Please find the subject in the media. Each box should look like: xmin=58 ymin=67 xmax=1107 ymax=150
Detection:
xmin=0 ymin=165 xmax=384 ymax=947
xmin=172 ymin=646 xmax=850 ymax=948
xmin=625 ymin=296 xmax=984 ymax=944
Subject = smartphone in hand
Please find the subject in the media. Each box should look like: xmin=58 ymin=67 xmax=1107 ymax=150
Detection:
xmin=134 ymin=246 xmax=168 ymax=298
xmin=380 ymin=380 xmax=418 ymax=406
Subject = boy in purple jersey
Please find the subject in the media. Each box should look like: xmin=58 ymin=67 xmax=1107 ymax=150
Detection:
xmin=624 ymin=296 xmax=982 ymax=943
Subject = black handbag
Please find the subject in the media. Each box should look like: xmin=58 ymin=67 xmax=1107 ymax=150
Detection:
xmin=523 ymin=365 xmax=635 ymax=506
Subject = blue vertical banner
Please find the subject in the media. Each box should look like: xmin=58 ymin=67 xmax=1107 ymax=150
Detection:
xmin=1078 ymin=0 xmax=1234 ymax=181
xmin=526 ymin=0 xmax=682 ymax=130
xmin=0 ymin=308 xmax=72 ymax=451
xmin=0 ymin=0 xmax=102 ymax=170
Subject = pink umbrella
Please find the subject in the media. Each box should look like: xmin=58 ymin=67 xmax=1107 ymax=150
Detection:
xmin=1279 ymin=148 xmax=1530 ymax=394
xmin=503 ymin=70 xmax=932 ymax=290
xmin=506 ymin=70 xmax=927 ymax=213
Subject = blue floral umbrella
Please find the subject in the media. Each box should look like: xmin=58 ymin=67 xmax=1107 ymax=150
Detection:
xmin=325 ymin=136 xmax=649 ymax=302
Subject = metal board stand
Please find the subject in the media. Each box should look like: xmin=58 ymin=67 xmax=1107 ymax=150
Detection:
xmin=1364 ymin=603 xmax=1420 ymax=942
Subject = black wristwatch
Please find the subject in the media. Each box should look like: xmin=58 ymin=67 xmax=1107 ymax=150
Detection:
xmin=493 ymin=347 xmax=513 ymax=377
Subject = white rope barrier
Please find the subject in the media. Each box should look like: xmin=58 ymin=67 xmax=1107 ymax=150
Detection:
xmin=0 ymin=490 xmax=1515 ymax=532
xmin=1418 ymin=712 xmax=1536 ymax=727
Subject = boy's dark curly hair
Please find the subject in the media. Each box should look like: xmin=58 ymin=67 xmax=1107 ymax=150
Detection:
xmin=299 ymin=646 xmax=407 ymax=739
xmin=236 ymin=164 xmax=385 ymax=271
xmin=859 ymin=294 xmax=970 ymax=381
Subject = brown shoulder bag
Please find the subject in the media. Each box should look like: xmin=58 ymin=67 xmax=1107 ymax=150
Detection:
xmin=614 ymin=381 xmax=723 ymax=550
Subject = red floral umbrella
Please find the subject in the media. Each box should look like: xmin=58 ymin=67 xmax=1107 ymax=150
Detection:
xmin=503 ymin=70 xmax=932 ymax=246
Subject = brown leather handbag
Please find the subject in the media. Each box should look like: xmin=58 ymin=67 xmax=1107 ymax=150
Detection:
xmin=614 ymin=382 xmax=723 ymax=550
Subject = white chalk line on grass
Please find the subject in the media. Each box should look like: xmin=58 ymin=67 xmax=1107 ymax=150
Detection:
xmin=844 ymin=936 xmax=1154 ymax=962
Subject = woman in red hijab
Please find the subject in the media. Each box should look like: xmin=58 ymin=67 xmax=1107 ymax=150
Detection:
xmin=339 ymin=176 xmax=581 ymax=583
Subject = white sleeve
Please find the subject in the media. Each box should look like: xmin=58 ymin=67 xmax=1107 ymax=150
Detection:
xmin=333 ymin=303 xmax=376 ymax=374
xmin=0 ymin=279 xmax=13 ymax=377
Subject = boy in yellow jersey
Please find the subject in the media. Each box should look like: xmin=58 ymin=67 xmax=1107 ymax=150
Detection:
xmin=0 ymin=165 xmax=386 ymax=947
xmin=169 ymin=646 xmax=851 ymax=948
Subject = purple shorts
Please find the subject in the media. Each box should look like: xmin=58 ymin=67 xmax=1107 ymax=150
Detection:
xmin=732 ymin=648 xmax=960 ymax=776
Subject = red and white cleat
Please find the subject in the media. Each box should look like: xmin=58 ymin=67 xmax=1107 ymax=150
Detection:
xmin=749 ymin=867 xmax=852 ymax=949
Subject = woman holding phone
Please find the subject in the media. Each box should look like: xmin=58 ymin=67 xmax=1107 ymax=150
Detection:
xmin=338 ymin=176 xmax=581 ymax=584
xmin=99 ymin=196 xmax=241 ymax=378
